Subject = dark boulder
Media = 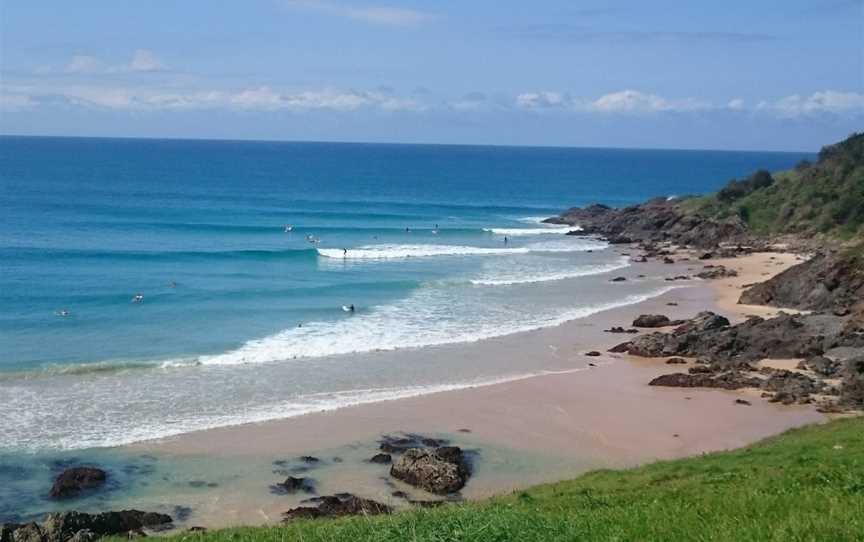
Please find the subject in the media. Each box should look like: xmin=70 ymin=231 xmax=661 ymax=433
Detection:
xmin=272 ymin=476 xmax=314 ymax=494
xmin=369 ymin=453 xmax=392 ymax=464
xmin=390 ymin=447 xmax=469 ymax=495
xmin=585 ymin=351 xmax=602 ymax=357
xmin=282 ymin=495 xmax=390 ymax=521
xmin=696 ymin=265 xmax=738 ymax=280
xmin=379 ymin=434 xmax=446 ymax=454
xmin=610 ymin=276 xmax=627 ymax=282
xmin=49 ymin=468 xmax=107 ymax=499
xmin=666 ymin=357 xmax=687 ymax=364
xmin=633 ymin=314 xmax=676 ymax=328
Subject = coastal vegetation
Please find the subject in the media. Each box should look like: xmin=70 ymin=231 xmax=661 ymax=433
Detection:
xmin=130 ymin=417 xmax=864 ymax=541
xmin=686 ymin=132 xmax=864 ymax=240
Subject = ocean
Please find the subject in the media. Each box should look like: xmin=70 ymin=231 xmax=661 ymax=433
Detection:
xmin=0 ymin=136 xmax=812 ymax=454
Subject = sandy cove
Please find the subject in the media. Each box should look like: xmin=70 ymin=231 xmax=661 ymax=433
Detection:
xmin=131 ymin=249 xmax=825 ymax=527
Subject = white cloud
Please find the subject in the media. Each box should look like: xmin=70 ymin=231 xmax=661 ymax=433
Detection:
xmin=284 ymin=0 xmax=435 ymax=26
xmin=761 ymin=90 xmax=864 ymax=117
xmin=10 ymin=84 xmax=427 ymax=113
xmin=516 ymin=89 xmax=711 ymax=113
xmin=61 ymin=50 xmax=165 ymax=75
xmin=129 ymin=49 xmax=164 ymax=72
xmin=65 ymin=55 xmax=103 ymax=74
xmin=516 ymin=91 xmax=567 ymax=109
xmin=589 ymin=90 xmax=710 ymax=113
xmin=0 ymin=93 xmax=36 ymax=112
xmin=727 ymin=98 xmax=745 ymax=111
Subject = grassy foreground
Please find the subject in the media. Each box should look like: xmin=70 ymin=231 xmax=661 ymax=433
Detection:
xmin=148 ymin=417 xmax=864 ymax=542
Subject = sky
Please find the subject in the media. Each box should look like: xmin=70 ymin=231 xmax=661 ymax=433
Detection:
xmin=0 ymin=0 xmax=862 ymax=151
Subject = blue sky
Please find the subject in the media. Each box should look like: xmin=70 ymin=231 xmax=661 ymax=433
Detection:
xmin=1 ymin=0 xmax=862 ymax=150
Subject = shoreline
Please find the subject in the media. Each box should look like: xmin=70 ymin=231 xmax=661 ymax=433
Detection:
xmin=118 ymin=248 xmax=825 ymax=528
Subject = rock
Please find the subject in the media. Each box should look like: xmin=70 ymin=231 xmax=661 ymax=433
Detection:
xmin=49 ymin=468 xmax=107 ymax=499
xmin=696 ymin=265 xmax=738 ymax=280
xmin=9 ymin=510 xmax=175 ymax=542
xmin=735 ymin=399 xmax=752 ymax=406
xmin=649 ymin=372 xmax=761 ymax=390
xmin=760 ymin=370 xmax=823 ymax=403
xmin=839 ymin=355 xmax=864 ymax=407
xmin=666 ymin=357 xmax=687 ymax=364
xmin=633 ymin=314 xmax=675 ymax=328
xmin=298 ymin=456 xmax=320 ymax=464
xmin=662 ymin=257 xmax=675 ymax=264
xmin=585 ymin=351 xmax=601 ymax=357
xmin=608 ymin=341 xmax=632 ymax=353
xmin=369 ymin=453 xmax=392 ymax=464
xmin=739 ymin=251 xmax=864 ymax=311
xmin=282 ymin=495 xmax=391 ymax=521
xmin=273 ymin=476 xmax=314 ymax=494
xmin=623 ymin=312 xmax=831 ymax=364
xmin=610 ymin=276 xmax=627 ymax=282
xmin=545 ymin=198 xmax=751 ymax=250
xmin=699 ymin=252 xmax=713 ymax=260
xmin=390 ymin=447 xmax=469 ymax=495
xmin=65 ymin=531 xmax=96 ymax=542
xmin=797 ymin=356 xmax=842 ymax=377
xmin=9 ymin=524 xmax=42 ymax=542
xmin=604 ymin=326 xmax=638 ymax=334
xmin=379 ymin=434 xmax=446 ymax=454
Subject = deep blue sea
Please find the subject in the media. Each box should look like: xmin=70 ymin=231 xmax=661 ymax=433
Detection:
xmin=0 ymin=136 xmax=813 ymax=453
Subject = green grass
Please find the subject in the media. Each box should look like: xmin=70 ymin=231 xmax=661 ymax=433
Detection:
xmin=150 ymin=417 xmax=864 ymax=542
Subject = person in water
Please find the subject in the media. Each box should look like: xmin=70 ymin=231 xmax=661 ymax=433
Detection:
xmin=132 ymin=294 xmax=144 ymax=303
xmin=55 ymin=309 xmax=70 ymax=317
xmin=349 ymin=304 xmax=355 ymax=312
xmin=343 ymin=248 xmax=348 ymax=257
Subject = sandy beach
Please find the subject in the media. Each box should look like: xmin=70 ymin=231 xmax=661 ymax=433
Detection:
xmin=123 ymin=249 xmax=825 ymax=528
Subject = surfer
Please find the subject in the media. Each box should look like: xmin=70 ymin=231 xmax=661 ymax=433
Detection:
xmin=284 ymin=224 xmax=294 ymax=233
xmin=343 ymin=248 xmax=348 ymax=258
xmin=132 ymin=294 xmax=144 ymax=303
xmin=55 ymin=309 xmax=70 ymax=317
xmin=342 ymin=304 xmax=355 ymax=313
xmin=504 ymin=236 xmax=509 ymax=245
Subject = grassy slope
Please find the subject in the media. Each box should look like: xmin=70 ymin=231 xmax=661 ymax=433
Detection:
xmin=153 ymin=417 xmax=864 ymax=542
xmin=683 ymin=133 xmax=864 ymax=240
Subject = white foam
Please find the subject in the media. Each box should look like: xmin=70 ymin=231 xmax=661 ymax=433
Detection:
xmin=470 ymin=257 xmax=630 ymax=286
xmin=483 ymin=226 xmax=580 ymax=236
xmin=2 ymin=368 xmax=591 ymax=451
xmin=317 ymin=240 xmax=603 ymax=260
xmin=196 ymin=284 xmax=677 ymax=367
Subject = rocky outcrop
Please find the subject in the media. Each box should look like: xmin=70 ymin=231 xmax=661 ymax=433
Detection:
xmin=282 ymin=494 xmax=391 ymax=521
xmin=1 ymin=510 xmax=173 ymax=542
xmin=545 ymin=198 xmax=750 ymax=249
xmin=369 ymin=453 xmax=392 ymax=464
xmin=695 ymin=265 xmax=738 ymax=280
xmin=390 ymin=447 xmax=469 ymax=495
xmin=649 ymin=372 xmax=761 ymax=390
xmin=616 ymin=312 xmax=838 ymax=364
xmin=48 ymin=468 xmax=107 ymax=499
xmin=739 ymin=251 xmax=864 ymax=312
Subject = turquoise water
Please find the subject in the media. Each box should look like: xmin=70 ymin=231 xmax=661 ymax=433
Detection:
xmin=0 ymin=136 xmax=812 ymax=455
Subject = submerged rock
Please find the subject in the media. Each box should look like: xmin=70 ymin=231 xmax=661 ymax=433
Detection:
xmin=390 ymin=447 xmax=469 ymax=495
xmin=649 ymin=372 xmax=761 ymax=390
xmin=379 ymin=434 xmax=446 ymax=454
xmin=49 ymin=468 xmax=107 ymax=499
xmin=272 ymin=476 xmax=315 ymax=494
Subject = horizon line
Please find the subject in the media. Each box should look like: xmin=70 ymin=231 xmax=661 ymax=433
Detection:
xmin=0 ymin=132 xmax=817 ymax=155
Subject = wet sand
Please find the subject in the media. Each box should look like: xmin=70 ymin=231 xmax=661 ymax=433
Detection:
xmin=130 ymin=250 xmax=825 ymax=527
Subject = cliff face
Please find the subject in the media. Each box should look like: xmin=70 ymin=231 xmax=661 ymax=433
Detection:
xmin=545 ymin=198 xmax=749 ymax=249
xmin=739 ymin=249 xmax=864 ymax=313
